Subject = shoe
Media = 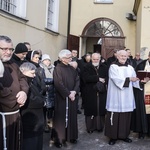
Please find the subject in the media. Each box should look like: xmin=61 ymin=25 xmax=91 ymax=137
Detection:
xmin=97 ymin=129 xmax=103 ymax=132
xmin=54 ymin=142 xmax=62 ymax=148
xmin=87 ymin=130 xmax=93 ymax=134
xmin=81 ymin=105 xmax=84 ymax=109
xmin=123 ymin=138 xmax=132 ymax=143
xmin=139 ymin=133 xmax=145 ymax=139
xmin=62 ymin=140 xmax=67 ymax=147
xmin=109 ymin=139 xmax=116 ymax=145
xmin=77 ymin=110 xmax=82 ymax=114
xmin=70 ymin=139 xmax=77 ymax=144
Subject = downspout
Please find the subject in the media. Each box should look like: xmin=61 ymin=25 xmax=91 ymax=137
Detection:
xmin=67 ymin=0 xmax=71 ymax=48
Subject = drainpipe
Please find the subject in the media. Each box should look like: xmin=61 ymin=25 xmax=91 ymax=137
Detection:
xmin=67 ymin=0 xmax=71 ymax=48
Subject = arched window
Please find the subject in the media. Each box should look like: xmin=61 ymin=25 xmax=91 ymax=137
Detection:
xmin=82 ymin=18 xmax=124 ymax=37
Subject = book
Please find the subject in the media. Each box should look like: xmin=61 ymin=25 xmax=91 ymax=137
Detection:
xmin=137 ymin=70 xmax=150 ymax=80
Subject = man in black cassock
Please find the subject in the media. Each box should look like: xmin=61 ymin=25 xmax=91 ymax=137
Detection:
xmin=131 ymin=52 xmax=150 ymax=138
xmin=52 ymin=49 xmax=80 ymax=148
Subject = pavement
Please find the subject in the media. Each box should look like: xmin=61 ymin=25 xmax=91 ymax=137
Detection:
xmin=43 ymin=99 xmax=150 ymax=150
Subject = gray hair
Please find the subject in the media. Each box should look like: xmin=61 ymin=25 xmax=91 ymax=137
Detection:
xmin=117 ymin=50 xmax=127 ymax=56
xmin=58 ymin=49 xmax=71 ymax=59
xmin=92 ymin=53 xmax=101 ymax=58
xmin=0 ymin=35 xmax=12 ymax=43
xmin=20 ymin=62 xmax=36 ymax=72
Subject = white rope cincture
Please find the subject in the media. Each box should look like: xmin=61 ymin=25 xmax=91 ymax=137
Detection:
xmin=65 ymin=97 xmax=69 ymax=128
xmin=110 ymin=112 xmax=114 ymax=126
xmin=0 ymin=110 xmax=19 ymax=150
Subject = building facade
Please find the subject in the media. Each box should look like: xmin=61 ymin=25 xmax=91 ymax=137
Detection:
xmin=0 ymin=0 xmax=69 ymax=62
xmin=68 ymin=0 xmax=136 ymax=59
xmin=133 ymin=0 xmax=150 ymax=59
xmin=1 ymin=0 xmax=148 ymax=60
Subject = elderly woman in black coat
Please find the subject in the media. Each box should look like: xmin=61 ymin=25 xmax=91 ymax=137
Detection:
xmin=20 ymin=62 xmax=45 ymax=150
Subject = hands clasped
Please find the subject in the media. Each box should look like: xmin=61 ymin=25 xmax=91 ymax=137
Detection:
xmin=130 ymin=77 xmax=139 ymax=82
xmin=99 ymin=78 xmax=105 ymax=83
xmin=16 ymin=91 xmax=27 ymax=107
xmin=69 ymin=91 xmax=76 ymax=101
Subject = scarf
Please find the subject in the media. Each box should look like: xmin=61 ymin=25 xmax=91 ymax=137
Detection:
xmin=40 ymin=63 xmax=54 ymax=78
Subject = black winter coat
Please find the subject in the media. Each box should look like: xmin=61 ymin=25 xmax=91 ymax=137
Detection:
xmin=83 ymin=62 xmax=108 ymax=116
xmin=21 ymin=77 xmax=45 ymax=138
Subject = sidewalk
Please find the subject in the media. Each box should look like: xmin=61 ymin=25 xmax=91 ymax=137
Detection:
xmin=43 ymin=100 xmax=150 ymax=150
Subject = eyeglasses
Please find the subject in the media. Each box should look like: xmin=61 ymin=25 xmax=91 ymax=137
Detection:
xmin=63 ymin=57 xmax=72 ymax=59
xmin=0 ymin=47 xmax=14 ymax=52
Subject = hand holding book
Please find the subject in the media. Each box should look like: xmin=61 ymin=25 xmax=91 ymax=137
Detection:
xmin=137 ymin=71 xmax=150 ymax=80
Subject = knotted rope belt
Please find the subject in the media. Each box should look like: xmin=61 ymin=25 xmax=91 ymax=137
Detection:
xmin=0 ymin=110 xmax=19 ymax=150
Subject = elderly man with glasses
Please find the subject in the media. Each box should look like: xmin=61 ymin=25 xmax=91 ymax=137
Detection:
xmin=51 ymin=49 xmax=80 ymax=148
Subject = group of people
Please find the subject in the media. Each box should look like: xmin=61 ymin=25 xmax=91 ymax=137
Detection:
xmin=1 ymin=34 xmax=150 ymax=150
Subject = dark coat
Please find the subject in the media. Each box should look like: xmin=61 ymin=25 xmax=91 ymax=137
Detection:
xmin=11 ymin=53 xmax=26 ymax=66
xmin=131 ymin=59 xmax=148 ymax=134
xmin=21 ymin=77 xmax=45 ymax=138
xmin=52 ymin=62 xmax=80 ymax=143
xmin=107 ymin=55 xmax=117 ymax=68
xmin=83 ymin=62 xmax=108 ymax=116
xmin=20 ymin=76 xmax=45 ymax=150
xmin=136 ymin=59 xmax=147 ymax=71
xmin=29 ymin=61 xmax=46 ymax=96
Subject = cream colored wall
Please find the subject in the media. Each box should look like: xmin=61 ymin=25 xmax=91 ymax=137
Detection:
xmin=135 ymin=1 xmax=142 ymax=53
xmin=70 ymin=0 xmax=136 ymax=55
xmin=0 ymin=0 xmax=69 ymax=63
xmin=140 ymin=0 xmax=150 ymax=59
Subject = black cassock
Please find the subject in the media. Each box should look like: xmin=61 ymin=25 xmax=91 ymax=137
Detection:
xmin=131 ymin=86 xmax=148 ymax=134
xmin=131 ymin=59 xmax=150 ymax=136
xmin=52 ymin=62 xmax=80 ymax=143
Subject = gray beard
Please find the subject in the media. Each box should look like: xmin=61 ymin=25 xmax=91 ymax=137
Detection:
xmin=92 ymin=63 xmax=99 ymax=67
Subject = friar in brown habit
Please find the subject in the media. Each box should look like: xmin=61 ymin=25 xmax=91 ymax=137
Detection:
xmin=0 ymin=36 xmax=29 ymax=150
xmin=52 ymin=49 xmax=80 ymax=148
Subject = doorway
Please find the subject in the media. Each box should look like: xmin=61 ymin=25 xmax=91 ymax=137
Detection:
xmin=81 ymin=18 xmax=125 ymax=59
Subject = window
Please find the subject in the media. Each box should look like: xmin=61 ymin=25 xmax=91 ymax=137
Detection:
xmin=47 ymin=0 xmax=59 ymax=32
xmin=83 ymin=18 xmax=123 ymax=37
xmin=94 ymin=0 xmax=113 ymax=4
xmin=0 ymin=0 xmax=26 ymax=18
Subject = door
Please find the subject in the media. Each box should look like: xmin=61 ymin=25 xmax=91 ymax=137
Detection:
xmin=67 ymin=34 xmax=79 ymax=54
xmin=101 ymin=37 xmax=125 ymax=59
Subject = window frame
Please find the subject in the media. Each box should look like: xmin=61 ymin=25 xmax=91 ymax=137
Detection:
xmin=94 ymin=0 xmax=113 ymax=4
xmin=46 ymin=0 xmax=59 ymax=33
xmin=0 ymin=0 xmax=27 ymax=19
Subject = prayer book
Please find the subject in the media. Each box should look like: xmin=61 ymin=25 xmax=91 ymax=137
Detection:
xmin=137 ymin=70 xmax=150 ymax=80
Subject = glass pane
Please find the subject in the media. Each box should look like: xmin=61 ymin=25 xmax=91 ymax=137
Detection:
xmin=85 ymin=19 xmax=121 ymax=37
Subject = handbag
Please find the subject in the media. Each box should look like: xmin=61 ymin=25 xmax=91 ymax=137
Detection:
xmin=93 ymin=81 xmax=106 ymax=93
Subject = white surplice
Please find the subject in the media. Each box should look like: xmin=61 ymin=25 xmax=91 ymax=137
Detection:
xmin=106 ymin=64 xmax=141 ymax=112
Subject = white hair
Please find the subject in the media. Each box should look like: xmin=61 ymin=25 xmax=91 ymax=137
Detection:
xmin=117 ymin=50 xmax=127 ymax=55
xmin=58 ymin=49 xmax=71 ymax=59
xmin=92 ymin=53 xmax=101 ymax=58
xmin=20 ymin=62 xmax=36 ymax=72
